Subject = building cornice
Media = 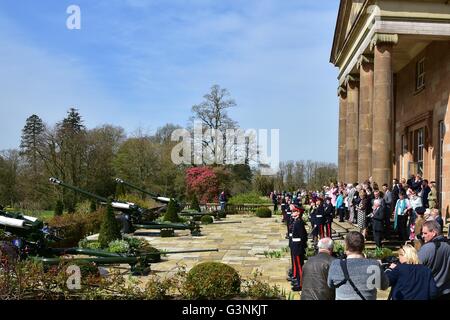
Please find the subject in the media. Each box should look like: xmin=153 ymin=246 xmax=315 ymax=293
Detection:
xmin=337 ymin=16 xmax=450 ymax=84
xmin=370 ymin=33 xmax=399 ymax=50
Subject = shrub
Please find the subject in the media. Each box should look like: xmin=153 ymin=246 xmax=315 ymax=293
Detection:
xmin=163 ymin=199 xmax=180 ymax=223
xmin=364 ymin=247 xmax=393 ymax=260
xmin=75 ymin=200 xmax=92 ymax=215
xmin=190 ymin=195 xmax=201 ymax=212
xmin=228 ymin=192 xmax=271 ymax=205
xmin=90 ymin=200 xmax=97 ymax=213
xmin=183 ymin=262 xmax=241 ymax=299
xmin=78 ymin=239 xmax=102 ymax=250
xmin=217 ymin=210 xmax=227 ymax=219
xmin=98 ymin=203 xmax=122 ymax=248
xmin=48 ymin=209 xmax=104 ymax=247
xmin=67 ymin=202 xmax=76 ymax=214
xmin=143 ymin=275 xmax=174 ymax=300
xmin=54 ymin=200 xmax=64 ymax=216
xmin=241 ymin=271 xmax=284 ymax=299
xmin=200 ymin=215 xmax=214 ymax=224
xmin=108 ymin=239 xmax=130 ymax=253
xmin=124 ymin=237 xmax=144 ymax=251
xmin=255 ymin=207 xmax=272 ymax=218
xmin=333 ymin=240 xmax=345 ymax=257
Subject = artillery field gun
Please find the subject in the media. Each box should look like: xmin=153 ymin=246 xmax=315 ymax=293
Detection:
xmin=49 ymin=177 xmax=202 ymax=236
xmin=114 ymin=178 xmax=224 ymax=222
xmin=0 ymin=209 xmax=218 ymax=275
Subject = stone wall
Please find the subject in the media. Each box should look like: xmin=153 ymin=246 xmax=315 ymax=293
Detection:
xmin=394 ymin=40 xmax=450 ymax=217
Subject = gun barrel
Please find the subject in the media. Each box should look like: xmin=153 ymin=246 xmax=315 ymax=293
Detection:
xmin=32 ymin=256 xmax=160 ymax=266
xmin=133 ymin=222 xmax=192 ymax=230
xmin=115 ymin=178 xmax=172 ymax=204
xmin=49 ymin=177 xmax=109 ymax=203
xmin=0 ymin=215 xmax=28 ymax=229
xmin=146 ymin=248 xmax=219 ymax=255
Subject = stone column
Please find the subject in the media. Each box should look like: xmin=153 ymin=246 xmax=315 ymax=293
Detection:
xmin=345 ymin=75 xmax=359 ymax=184
xmin=338 ymin=87 xmax=347 ymax=182
xmin=371 ymin=34 xmax=398 ymax=186
xmin=357 ymin=55 xmax=374 ymax=183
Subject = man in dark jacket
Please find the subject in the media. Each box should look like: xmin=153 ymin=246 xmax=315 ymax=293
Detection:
xmin=419 ymin=220 xmax=450 ymax=299
xmin=301 ymin=238 xmax=336 ymax=300
xmin=271 ymin=191 xmax=278 ymax=212
xmin=219 ymin=191 xmax=227 ymax=211
xmin=392 ymin=179 xmax=400 ymax=208
xmin=371 ymin=199 xmax=385 ymax=248
xmin=323 ymin=197 xmax=334 ymax=238
xmin=407 ymin=174 xmax=416 ymax=189
xmin=421 ymin=180 xmax=431 ymax=208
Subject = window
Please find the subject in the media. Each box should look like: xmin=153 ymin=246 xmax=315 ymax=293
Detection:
xmin=417 ymin=128 xmax=424 ymax=175
xmin=439 ymin=121 xmax=445 ymax=195
xmin=416 ymin=58 xmax=425 ymax=90
xmin=401 ymin=134 xmax=407 ymax=179
xmin=411 ymin=127 xmax=425 ymax=176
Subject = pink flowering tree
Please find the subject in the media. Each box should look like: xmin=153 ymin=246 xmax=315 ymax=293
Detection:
xmin=185 ymin=166 xmax=220 ymax=203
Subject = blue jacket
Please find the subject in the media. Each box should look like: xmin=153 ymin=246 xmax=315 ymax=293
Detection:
xmin=385 ymin=263 xmax=438 ymax=300
xmin=336 ymin=195 xmax=344 ymax=209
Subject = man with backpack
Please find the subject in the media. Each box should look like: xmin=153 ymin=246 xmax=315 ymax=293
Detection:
xmin=418 ymin=220 xmax=450 ymax=299
xmin=327 ymin=231 xmax=389 ymax=300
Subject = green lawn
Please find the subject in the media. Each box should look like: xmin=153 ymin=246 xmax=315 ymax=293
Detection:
xmin=5 ymin=208 xmax=55 ymax=222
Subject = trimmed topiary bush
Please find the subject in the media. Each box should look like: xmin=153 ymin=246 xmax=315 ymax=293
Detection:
xmin=190 ymin=195 xmax=201 ymax=212
xmin=218 ymin=210 xmax=227 ymax=219
xmin=255 ymin=207 xmax=272 ymax=218
xmin=200 ymin=215 xmax=214 ymax=224
xmin=98 ymin=202 xmax=122 ymax=248
xmin=163 ymin=199 xmax=180 ymax=223
xmin=183 ymin=262 xmax=241 ymax=299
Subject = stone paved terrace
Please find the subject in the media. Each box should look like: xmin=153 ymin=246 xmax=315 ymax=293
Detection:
xmin=133 ymin=213 xmax=397 ymax=300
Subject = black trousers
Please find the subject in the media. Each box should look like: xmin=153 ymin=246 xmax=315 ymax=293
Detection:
xmin=291 ymin=250 xmax=305 ymax=287
xmin=373 ymin=230 xmax=383 ymax=248
xmin=337 ymin=208 xmax=345 ymax=222
xmin=397 ymin=215 xmax=408 ymax=241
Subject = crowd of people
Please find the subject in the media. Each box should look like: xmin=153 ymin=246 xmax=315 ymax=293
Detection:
xmin=269 ymin=173 xmax=449 ymax=300
xmin=270 ymin=173 xmax=446 ymax=250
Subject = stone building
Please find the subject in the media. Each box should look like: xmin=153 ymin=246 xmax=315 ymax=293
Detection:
xmin=330 ymin=0 xmax=450 ymax=214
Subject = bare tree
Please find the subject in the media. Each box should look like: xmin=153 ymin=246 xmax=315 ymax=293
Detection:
xmin=190 ymin=85 xmax=238 ymax=165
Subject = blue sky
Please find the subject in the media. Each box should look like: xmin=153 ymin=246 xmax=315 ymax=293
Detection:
xmin=0 ymin=0 xmax=340 ymax=163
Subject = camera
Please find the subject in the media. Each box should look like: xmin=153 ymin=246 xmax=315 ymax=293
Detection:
xmin=381 ymin=256 xmax=400 ymax=270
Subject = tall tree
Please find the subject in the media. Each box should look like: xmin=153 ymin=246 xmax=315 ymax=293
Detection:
xmin=113 ymin=134 xmax=160 ymax=193
xmin=20 ymin=114 xmax=45 ymax=175
xmin=86 ymin=125 xmax=126 ymax=197
xmin=19 ymin=114 xmax=46 ymax=203
xmin=56 ymin=108 xmax=87 ymax=210
xmin=191 ymin=85 xmax=238 ymax=165
xmin=0 ymin=150 xmax=21 ymax=207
